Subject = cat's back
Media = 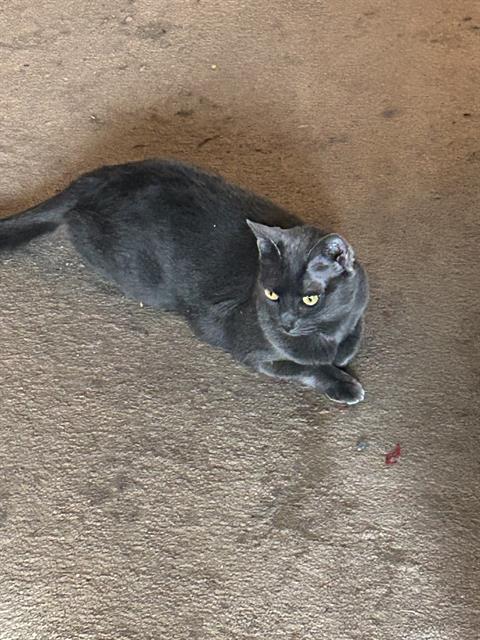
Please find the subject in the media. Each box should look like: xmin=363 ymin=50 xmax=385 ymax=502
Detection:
xmin=75 ymin=158 xmax=300 ymax=232
xmin=68 ymin=159 xmax=301 ymax=309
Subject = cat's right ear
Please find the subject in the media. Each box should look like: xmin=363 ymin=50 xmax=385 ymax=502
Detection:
xmin=246 ymin=220 xmax=282 ymax=259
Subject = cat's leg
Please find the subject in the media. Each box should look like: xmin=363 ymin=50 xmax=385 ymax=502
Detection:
xmin=334 ymin=319 xmax=363 ymax=367
xmin=257 ymin=360 xmax=364 ymax=405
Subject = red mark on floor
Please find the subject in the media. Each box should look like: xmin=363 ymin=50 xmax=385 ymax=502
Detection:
xmin=385 ymin=443 xmax=401 ymax=465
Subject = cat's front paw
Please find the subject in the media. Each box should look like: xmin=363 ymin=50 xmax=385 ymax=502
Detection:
xmin=325 ymin=377 xmax=365 ymax=405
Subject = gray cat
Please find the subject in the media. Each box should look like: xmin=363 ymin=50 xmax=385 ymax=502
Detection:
xmin=0 ymin=159 xmax=369 ymax=404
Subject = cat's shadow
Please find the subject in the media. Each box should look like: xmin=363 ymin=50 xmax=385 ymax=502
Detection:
xmin=1 ymin=96 xmax=339 ymax=230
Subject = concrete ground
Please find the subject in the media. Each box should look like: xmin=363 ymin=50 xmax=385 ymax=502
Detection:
xmin=0 ymin=1 xmax=479 ymax=638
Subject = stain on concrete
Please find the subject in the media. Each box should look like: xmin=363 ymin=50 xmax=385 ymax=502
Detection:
xmin=197 ymin=134 xmax=221 ymax=149
xmin=136 ymin=21 xmax=172 ymax=41
xmin=382 ymin=107 xmax=401 ymax=119
xmin=327 ymin=134 xmax=350 ymax=144
xmin=87 ymin=485 xmax=113 ymax=506
xmin=175 ymin=109 xmax=194 ymax=118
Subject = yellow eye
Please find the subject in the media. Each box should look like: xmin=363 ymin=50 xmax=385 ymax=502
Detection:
xmin=264 ymin=288 xmax=279 ymax=301
xmin=302 ymin=294 xmax=319 ymax=306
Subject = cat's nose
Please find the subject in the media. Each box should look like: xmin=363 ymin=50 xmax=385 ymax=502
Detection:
xmin=280 ymin=314 xmax=296 ymax=333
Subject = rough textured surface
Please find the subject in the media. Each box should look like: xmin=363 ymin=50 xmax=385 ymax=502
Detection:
xmin=0 ymin=1 xmax=479 ymax=639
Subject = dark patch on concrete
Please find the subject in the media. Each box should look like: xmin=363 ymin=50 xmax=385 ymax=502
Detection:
xmin=147 ymin=109 xmax=169 ymax=125
xmin=197 ymin=134 xmax=221 ymax=149
xmin=128 ymin=322 xmax=150 ymax=336
xmin=113 ymin=473 xmax=135 ymax=493
xmin=136 ymin=22 xmax=170 ymax=41
xmin=379 ymin=546 xmax=420 ymax=566
xmin=327 ymin=134 xmax=349 ymax=144
xmin=198 ymin=95 xmax=220 ymax=109
xmin=175 ymin=109 xmax=194 ymax=118
xmin=271 ymin=502 xmax=320 ymax=540
xmin=87 ymin=485 xmax=113 ymax=506
xmin=382 ymin=107 xmax=401 ymax=119
xmin=0 ymin=506 xmax=7 ymax=527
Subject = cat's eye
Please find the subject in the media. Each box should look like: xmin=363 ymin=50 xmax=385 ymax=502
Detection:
xmin=264 ymin=288 xmax=279 ymax=301
xmin=302 ymin=294 xmax=319 ymax=306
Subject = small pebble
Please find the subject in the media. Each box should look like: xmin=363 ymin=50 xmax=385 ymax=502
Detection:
xmin=355 ymin=439 xmax=369 ymax=452
xmin=211 ymin=64 xmax=217 ymax=70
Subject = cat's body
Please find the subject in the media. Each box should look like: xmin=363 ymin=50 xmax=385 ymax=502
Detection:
xmin=0 ymin=159 xmax=368 ymax=404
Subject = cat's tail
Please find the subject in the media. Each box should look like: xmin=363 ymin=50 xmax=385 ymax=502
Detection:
xmin=0 ymin=190 xmax=77 ymax=251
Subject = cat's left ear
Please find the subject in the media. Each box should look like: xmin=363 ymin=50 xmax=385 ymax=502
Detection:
xmin=246 ymin=220 xmax=283 ymax=258
xmin=309 ymin=234 xmax=355 ymax=275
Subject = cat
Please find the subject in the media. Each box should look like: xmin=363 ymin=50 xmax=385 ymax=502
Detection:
xmin=0 ymin=159 xmax=369 ymax=404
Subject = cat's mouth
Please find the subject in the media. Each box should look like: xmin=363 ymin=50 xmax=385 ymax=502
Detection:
xmin=283 ymin=326 xmax=313 ymax=337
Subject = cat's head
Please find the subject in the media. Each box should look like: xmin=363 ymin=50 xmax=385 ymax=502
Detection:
xmin=247 ymin=220 xmax=359 ymax=336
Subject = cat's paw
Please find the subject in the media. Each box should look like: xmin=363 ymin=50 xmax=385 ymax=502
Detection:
xmin=325 ymin=378 xmax=365 ymax=405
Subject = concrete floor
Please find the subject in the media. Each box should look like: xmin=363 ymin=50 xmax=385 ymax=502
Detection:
xmin=0 ymin=1 xmax=479 ymax=639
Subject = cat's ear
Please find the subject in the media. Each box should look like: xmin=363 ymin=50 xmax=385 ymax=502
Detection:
xmin=246 ymin=220 xmax=282 ymax=258
xmin=308 ymin=234 xmax=355 ymax=275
